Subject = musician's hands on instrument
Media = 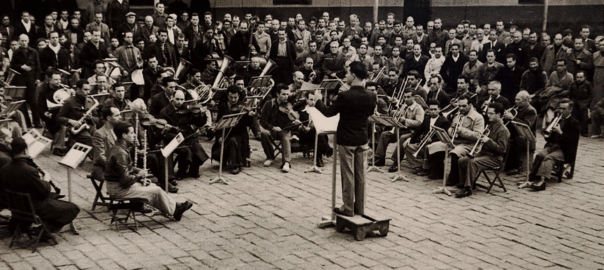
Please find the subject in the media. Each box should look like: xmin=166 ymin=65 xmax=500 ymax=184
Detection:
xmin=21 ymin=65 xmax=32 ymax=72
xmin=503 ymin=111 xmax=514 ymax=120
xmin=479 ymin=136 xmax=490 ymax=143
xmin=69 ymin=119 xmax=82 ymax=128
xmin=272 ymin=126 xmax=282 ymax=133
xmin=552 ymin=125 xmax=562 ymax=134
xmin=122 ymin=70 xmax=129 ymax=76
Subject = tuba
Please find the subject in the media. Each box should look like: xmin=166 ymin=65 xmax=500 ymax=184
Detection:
xmin=249 ymin=59 xmax=277 ymax=97
xmin=212 ymin=55 xmax=233 ymax=89
xmin=174 ymin=58 xmax=192 ymax=81
xmin=5 ymin=68 xmax=21 ymax=86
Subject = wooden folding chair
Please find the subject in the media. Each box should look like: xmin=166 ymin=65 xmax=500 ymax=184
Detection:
xmin=4 ymin=190 xmax=58 ymax=252
xmin=88 ymin=174 xmax=111 ymax=211
xmin=554 ymin=160 xmax=576 ymax=182
xmin=472 ymin=142 xmax=512 ymax=194
xmin=108 ymin=198 xmax=147 ymax=231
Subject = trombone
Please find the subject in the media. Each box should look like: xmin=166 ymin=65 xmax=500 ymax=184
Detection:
xmin=468 ymin=125 xmax=490 ymax=158
xmin=412 ymin=129 xmax=435 ymax=158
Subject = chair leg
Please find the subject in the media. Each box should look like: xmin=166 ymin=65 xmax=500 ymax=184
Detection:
xmin=484 ymin=173 xmax=494 ymax=194
xmin=9 ymin=226 xmax=20 ymax=248
xmin=494 ymin=172 xmax=507 ymax=192
xmin=557 ymin=163 xmax=563 ymax=183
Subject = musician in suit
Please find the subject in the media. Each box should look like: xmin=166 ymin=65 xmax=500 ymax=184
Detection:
xmin=269 ymin=29 xmax=296 ymax=85
xmin=308 ymin=61 xmax=377 ymax=217
xmin=11 ymin=33 xmax=42 ymax=128
xmin=477 ymin=81 xmax=511 ymax=118
xmin=372 ymin=91 xmax=424 ymax=172
xmin=0 ymin=137 xmax=80 ymax=235
xmin=456 ymin=102 xmax=510 ymax=198
xmin=159 ymin=88 xmax=209 ymax=179
xmin=37 ymin=71 xmax=68 ymax=156
xmin=104 ymin=121 xmax=192 ymax=221
xmin=427 ymin=95 xmax=484 ymax=186
xmin=404 ymin=100 xmax=451 ymax=175
xmin=527 ymin=98 xmax=580 ymax=191
xmin=57 ymin=80 xmax=99 ymax=147
xmin=503 ymin=90 xmax=538 ymax=175
xmin=79 ymin=30 xmax=109 ymax=78
xmin=39 ymin=31 xmax=70 ymax=73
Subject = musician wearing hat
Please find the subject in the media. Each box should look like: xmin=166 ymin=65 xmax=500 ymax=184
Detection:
xmin=37 ymin=71 xmax=69 ymax=156
xmin=526 ymin=98 xmax=580 ymax=191
xmin=404 ymin=100 xmax=451 ymax=176
xmin=57 ymin=79 xmax=99 ymax=147
xmin=158 ymin=89 xmax=209 ymax=179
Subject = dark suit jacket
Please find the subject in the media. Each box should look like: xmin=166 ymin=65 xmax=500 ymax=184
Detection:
xmin=315 ymin=85 xmax=377 ymax=146
xmin=480 ymin=41 xmax=506 ymax=63
xmin=440 ymin=54 xmax=469 ymax=90
xmin=149 ymin=41 xmax=178 ymax=69
xmin=545 ymin=116 xmax=580 ymax=164
xmin=403 ymin=54 xmax=429 ymax=81
xmin=321 ymin=52 xmax=346 ymax=78
xmin=13 ymin=20 xmax=37 ymax=43
xmin=228 ymin=31 xmax=259 ymax=60
xmin=39 ymin=46 xmax=70 ymax=73
xmin=409 ymin=115 xmax=451 ymax=144
xmin=10 ymin=46 xmax=41 ymax=82
xmin=79 ymin=41 xmax=109 ymax=78
xmin=148 ymin=91 xmax=171 ymax=118
xmin=505 ymin=42 xmax=527 ymax=68
xmin=106 ymin=0 xmax=130 ymax=30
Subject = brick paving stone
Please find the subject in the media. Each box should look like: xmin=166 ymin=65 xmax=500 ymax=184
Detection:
xmin=56 ymin=266 xmax=79 ymax=270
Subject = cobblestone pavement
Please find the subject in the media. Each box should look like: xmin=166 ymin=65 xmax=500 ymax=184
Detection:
xmin=1 ymin=130 xmax=604 ymax=270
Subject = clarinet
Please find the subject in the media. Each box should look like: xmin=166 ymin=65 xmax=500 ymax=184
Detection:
xmin=143 ymin=130 xmax=149 ymax=187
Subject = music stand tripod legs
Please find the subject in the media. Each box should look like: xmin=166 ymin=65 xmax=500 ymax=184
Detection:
xmin=391 ymin=128 xmax=410 ymax=182
xmin=432 ymin=147 xmax=452 ymax=196
xmin=305 ymin=132 xmax=322 ymax=174
xmin=367 ymin=123 xmax=382 ymax=173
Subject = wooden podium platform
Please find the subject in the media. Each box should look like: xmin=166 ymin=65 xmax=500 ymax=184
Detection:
xmin=335 ymin=214 xmax=390 ymax=241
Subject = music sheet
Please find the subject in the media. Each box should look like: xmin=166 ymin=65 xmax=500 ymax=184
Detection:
xmin=305 ymin=106 xmax=339 ymax=134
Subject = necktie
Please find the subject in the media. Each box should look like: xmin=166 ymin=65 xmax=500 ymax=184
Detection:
xmin=126 ymin=46 xmax=134 ymax=68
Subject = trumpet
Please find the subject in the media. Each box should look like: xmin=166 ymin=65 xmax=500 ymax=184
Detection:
xmin=481 ymin=96 xmax=493 ymax=115
xmin=412 ymin=129 xmax=435 ymax=158
xmin=504 ymin=105 xmax=518 ymax=118
xmin=468 ymin=125 xmax=490 ymax=158
xmin=450 ymin=113 xmax=463 ymax=142
xmin=542 ymin=114 xmax=562 ymax=138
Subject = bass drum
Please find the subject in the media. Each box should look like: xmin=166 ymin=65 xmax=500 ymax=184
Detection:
xmin=131 ymin=69 xmax=144 ymax=85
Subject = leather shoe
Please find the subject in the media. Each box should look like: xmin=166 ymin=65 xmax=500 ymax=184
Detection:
xmin=416 ymin=170 xmax=430 ymax=176
xmin=316 ymin=157 xmax=324 ymax=167
xmin=325 ymin=147 xmax=333 ymax=158
xmin=173 ymin=201 xmax=193 ymax=221
xmin=388 ymin=164 xmax=398 ymax=173
xmin=170 ymin=180 xmax=178 ymax=186
xmin=455 ymin=188 xmax=472 ymax=198
xmin=530 ymin=181 xmax=546 ymax=191
xmin=52 ymin=148 xmax=67 ymax=157
xmin=333 ymin=208 xmax=353 ymax=217
xmin=168 ymin=184 xmax=179 ymax=193
xmin=231 ymin=166 xmax=241 ymax=175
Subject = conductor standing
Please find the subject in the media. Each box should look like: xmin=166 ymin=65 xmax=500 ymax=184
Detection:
xmin=308 ymin=61 xmax=377 ymax=217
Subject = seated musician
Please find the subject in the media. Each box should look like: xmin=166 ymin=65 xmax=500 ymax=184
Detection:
xmin=425 ymin=74 xmax=451 ymax=110
xmin=180 ymin=68 xmax=203 ymax=91
xmin=403 ymin=71 xmax=427 ymax=104
xmin=148 ymin=78 xmax=177 ymax=118
xmin=377 ymin=68 xmax=402 ymax=97
xmin=298 ymin=57 xmax=321 ymax=84
xmin=159 ymin=90 xmax=209 ymax=179
xmin=149 ymin=67 xmax=175 ymax=98
xmin=476 ymin=81 xmax=511 ymax=117
xmin=243 ymin=57 xmax=263 ymax=86
xmin=503 ymin=90 xmax=538 ymax=175
xmin=526 ymin=98 xmax=580 ymax=191
xmin=455 ymin=102 xmax=510 ymax=198
xmin=448 ymin=75 xmax=475 ymax=109
xmin=37 ymin=71 xmax=70 ymax=156
xmin=260 ymin=84 xmax=302 ymax=173
xmin=104 ymin=84 xmax=131 ymax=111
xmin=0 ymin=137 xmax=80 ymax=235
xmin=57 ymin=80 xmax=99 ymax=147
xmin=87 ymin=61 xmax=115 ymax=93
xmin=0 ymin=93 xmax=27 ymax=138
xmin=426 ymin=95 xmax=484 ymax=185
xmin=92 ymin=106 xmax=177 ymax=193
xmin=200 ymin=58 xmax=219 ymax=85
xmin=404 ymin=100 xmax=451 ymax=176
xmin=104 ymin=121 xmax=192 ymax=221
xmin=372 ymin=90 xmax=424 ymax=172
xmin=212 ymin=86 xmax=255 ymax=174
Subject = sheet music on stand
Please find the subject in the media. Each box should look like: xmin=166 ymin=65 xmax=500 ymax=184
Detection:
xmin=4 ymin=86 xmax=27 ymax=100
xmin=300 ymin=81 xmax=320 ymax=92
xmin=161 ymin=133 xmax=185 ymax=158
xmin=368 ymin=115 xmax=405 ymax=129
xmin=22 ymin=129 xmax=52 ymax=159
xmin=431 ymin=125 xmax=455 ymax=149
xmin=0 ymin=100 xmax=25 ymax=118
xmin=59 ymin=143 xmax=92 ymax=169
xmin=216 ymin=112 xmax=246 ymax=131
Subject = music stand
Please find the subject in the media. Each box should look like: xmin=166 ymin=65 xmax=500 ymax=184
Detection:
xmin=4 ymin=86 xmax=27 ymax=100
xmin=318 ymin=134 xmax=338 ymax=228
xmin=431 ymin=125 xmax=454 ymax=196
xmin=367 ymin=115 xmax=398 ymax=173
xmin=90 ymin=93 xmax=111 ymax=104
xmin=511 ymin=121 xmax=536 ymax=188
xmin=59 ymin=143 xmax=92 ymax=234
xmin=209 ymin=112 xmax=246 ymax=185
xmin=0 ymin=100 xmax=25 ymax=118
xmin=304 ymin=107 xmax=339 ymax=174
xmin=22 ymin=129 xmax=51 ymax=158
xmin=318 ymin=79 xmax=340 ymax=104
